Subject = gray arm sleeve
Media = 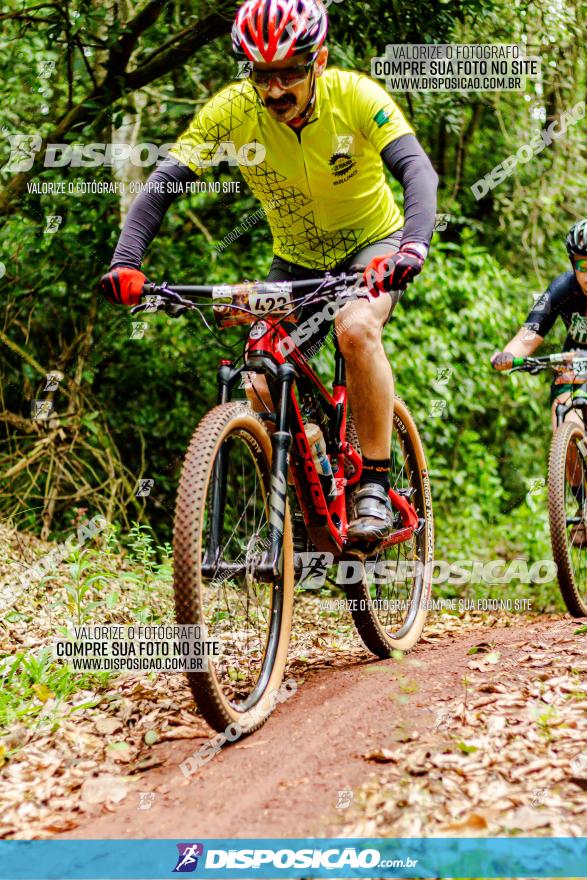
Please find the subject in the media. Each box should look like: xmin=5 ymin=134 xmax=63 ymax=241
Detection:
xmin=110 ymin=158 xmax=199 ymax=269
xmin=381 ymin=134 xmax=439 ymax=249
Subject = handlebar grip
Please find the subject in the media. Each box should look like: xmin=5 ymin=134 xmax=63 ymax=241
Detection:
xmin=141 ymin=282 xmax=157 ymax=297
xmin=512 ymin=357 xmax=525 ymax=367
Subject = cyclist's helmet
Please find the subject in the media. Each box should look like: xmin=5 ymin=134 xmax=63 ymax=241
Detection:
xmin=232 ymin=0 xmax=328 ymax=63
xmin=566 ymin=219 xmax=587 ymax=258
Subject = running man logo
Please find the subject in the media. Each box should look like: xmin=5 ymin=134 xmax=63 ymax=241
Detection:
xmin=173 ymin=843 xmax=204 ymax=873
xmin=44 ymin=371 xmax=63 ymax=392
xmin=434 ymin=366 xmax=453 ymax=386
xmin=138 ymin=791 xmax=155 ymax=810
xmin=333 ymin=134 xmax=354 ymax=155
xmin=38 ymin=60 xmax=56 ymax=79
xmin=296 ymin=552 xmax=333 ymax=589
xmin=336 ymin=789 xmax=354 ymax=809
xmin=5 ymin=133 xmax=42 ymax=172
xmin=130 ymin=321 xmax=148 ymax=339
xmin=236 ymin=60 xmax=252 ymax=79
xmin=31 ymin=399 xmax=53 ymax=421
xmin=429 ymin=399 xmax=447 ymax=419
xmin=433 ymin=213 xmax=452 ymax=232
xmin=44 ymin=215 xmax=62 ymax=234
xmin=135 ymin=479 xmax=154 ymax=498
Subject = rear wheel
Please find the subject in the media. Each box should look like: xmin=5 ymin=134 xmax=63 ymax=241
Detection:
xmin=344 ymin=397 xmax=434 ymax=655
xmin=548 ymin=420 xmax=587 ymax=616
xmin=173 ymin=403 xmax=294 ymax=733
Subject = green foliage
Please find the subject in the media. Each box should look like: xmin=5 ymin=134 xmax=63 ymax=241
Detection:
xmin=0 ymin=523 xmax=174 ymax=738
xmin=0 ymin=648 xmax=102 ymax=734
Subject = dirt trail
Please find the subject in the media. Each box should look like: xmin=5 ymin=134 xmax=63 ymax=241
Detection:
xmin=59 ymin=615 xmax=585 ymax=840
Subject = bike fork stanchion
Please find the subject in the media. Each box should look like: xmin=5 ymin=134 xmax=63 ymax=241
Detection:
xmin=216 ymin=359 xmax=241 ymax=404
xmin=259 ymin=363 xmax=296 ymax=581
xmin=202 ymin=360 xmax=241 ymax=577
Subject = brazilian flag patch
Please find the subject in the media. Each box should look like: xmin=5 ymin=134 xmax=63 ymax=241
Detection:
xmin=373 ymin=107 xmax=391 ymax=127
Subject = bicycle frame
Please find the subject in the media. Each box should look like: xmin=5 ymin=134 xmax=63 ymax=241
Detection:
xmin=211 ymin=316 xmax=420 ymax=582
xmin=555 ymin=394 xmax=587 ymax=429
xmin=509 ymin=353 xmax=587 ymax=431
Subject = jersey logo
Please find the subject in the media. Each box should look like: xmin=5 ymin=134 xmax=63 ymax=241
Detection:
xmin=373 ymin=107 xmax=391 ymax=127
xmin=328 ymin=152 xmax=358 ymax=185
xmin=570 ymin=312 xmax=587 ymax=344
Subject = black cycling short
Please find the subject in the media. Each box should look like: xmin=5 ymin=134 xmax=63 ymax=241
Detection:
xmin=267 ymin=230 xmax=403 ymax=359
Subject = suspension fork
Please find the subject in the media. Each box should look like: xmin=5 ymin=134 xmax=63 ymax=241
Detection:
xmin=203 ymin=360 xmax=241 ymax=573
xmin=258 ymin=362 xmax=296 ymax=581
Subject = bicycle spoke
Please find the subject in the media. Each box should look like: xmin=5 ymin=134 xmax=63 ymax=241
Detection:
xmin=200 ymin=434 xmax=273 ymax=701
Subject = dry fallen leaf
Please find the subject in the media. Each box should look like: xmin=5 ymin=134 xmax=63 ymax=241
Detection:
xmin=157 ymin=726 xmax=204 ymax=741
xmin=235 ymin=740 xmax=269 ymax=750
xmin=504 ymin=806 xmax=555 ymax=831
xmin=80 ymin=775 xmax=128 ymax=805
xmin=363 ymin=748 xmax=398 ymax=763
xmin=445 ymin=812 xmax=489 ymax=832
xmin=94 ymin=717 xmax=122 ymax=736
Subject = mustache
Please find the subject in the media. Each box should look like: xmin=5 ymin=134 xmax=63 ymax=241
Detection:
xmin=265 ymin=94 xmax=296 ymax=107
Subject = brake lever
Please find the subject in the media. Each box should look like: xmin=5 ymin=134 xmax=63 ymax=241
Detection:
xmin=130 ymin=296 xmax=168 ymax=315
xmin=165 ymin=303 xmax=190 ymax=318
xmin=130 ymin=300 xmax=158 ymax=315
xmin=131 ymin=281 xmax=194 ymax=316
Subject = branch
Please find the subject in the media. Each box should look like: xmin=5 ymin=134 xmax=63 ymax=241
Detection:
xmin=105 ymin=0 xmax=170 ymax=75
xmin=64 ymin=0 xmax=74 ymax=110
xmin=74 ymin=35 xmax=99 ymax=92
xmin=0 ymin=328 xmax=48 ymax=379
xmin=0 ymin=411 xmax=40 ymax=433
xmin=0 ymin=2 xmax=63 ymax=21
xmin=0 ymin=2 xmax=235 ymax=222
xmin=126 ymin=4 xmax=236 ymax=89
xmin=185 ymin=208 xmax=214 ymax=244
xmin=142 ymin=85 xmax=207 ymax=105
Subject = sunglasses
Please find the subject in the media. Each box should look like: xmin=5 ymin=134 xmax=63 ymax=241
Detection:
xmin=250 ymin=55 xmax=316 ymax=89
xmin=574 ymin=257 xmax=587 ymax=273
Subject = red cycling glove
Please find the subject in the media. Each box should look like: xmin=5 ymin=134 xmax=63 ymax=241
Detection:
xmin=100 ymin=267 xmax=146 ymax=306
xmin=363 ymin=244 xmax=426 ymax=297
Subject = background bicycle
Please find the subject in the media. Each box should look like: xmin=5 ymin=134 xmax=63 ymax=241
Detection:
xmin=507 ymin=351 xmax=587 ymax=617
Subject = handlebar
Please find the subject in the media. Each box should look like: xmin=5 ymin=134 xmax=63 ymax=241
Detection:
xmin=131 ymin=272 xmax=364 ymax=318
xmin=141 ymin=272 xmax=361 ymax=299
xmin=508 ymin=352 xmax=587 ymax=374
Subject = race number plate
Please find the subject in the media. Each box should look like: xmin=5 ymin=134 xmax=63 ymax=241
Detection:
xmin=212 ymin=282 xmax=295 ymax=327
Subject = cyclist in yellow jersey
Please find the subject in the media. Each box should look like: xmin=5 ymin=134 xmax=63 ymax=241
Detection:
xmin=101 ymin=0 xmax=438 ymax=543
xmin=169 ymin=68 xmax=413 ymax=269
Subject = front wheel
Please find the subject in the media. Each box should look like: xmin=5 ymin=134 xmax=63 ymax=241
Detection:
xmin=344 ymin=397 xmax=434 ymax=655
xmin=173 ymin=402 xmax=294 ymax=733
xmin=548 ymin=419 xmax=587 ymax=616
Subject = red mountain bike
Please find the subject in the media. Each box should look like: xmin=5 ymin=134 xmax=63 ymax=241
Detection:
xmin=134 ymin=273 xmax=434 ymax=733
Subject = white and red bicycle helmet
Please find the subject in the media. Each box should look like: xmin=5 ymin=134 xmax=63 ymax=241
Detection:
xmin=232 ymin=0 xmax=328 ymax=63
